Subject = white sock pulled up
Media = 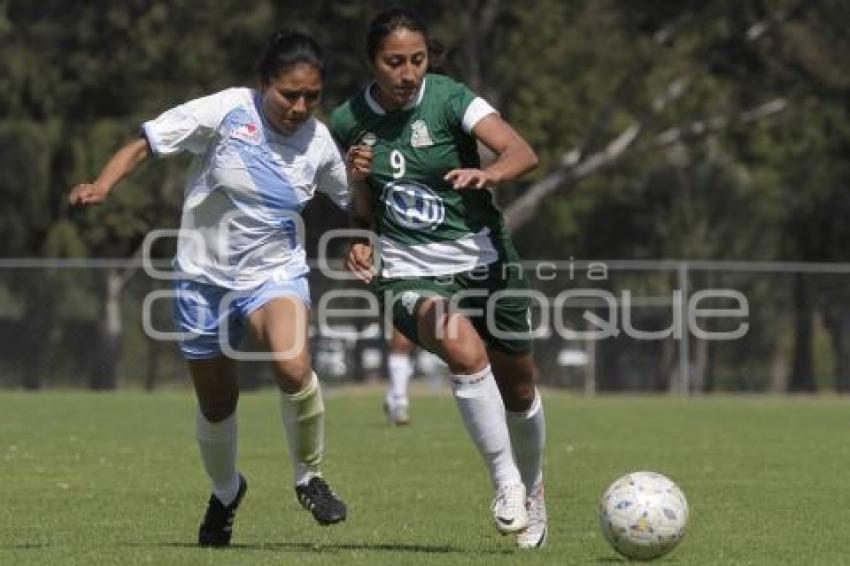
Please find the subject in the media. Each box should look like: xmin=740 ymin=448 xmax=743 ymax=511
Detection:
xmin=506 ymin=388 xmax=546 ymax=494
xmin=451 ymin=365 xmax=522 ymax=488
xmin=196 ymin=410 xmax=241 ymax=506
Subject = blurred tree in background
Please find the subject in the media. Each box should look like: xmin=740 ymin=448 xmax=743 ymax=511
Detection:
xmin=0 ymin=0 xmax=848 ymax=391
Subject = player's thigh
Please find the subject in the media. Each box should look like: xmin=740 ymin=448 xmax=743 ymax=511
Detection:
xmin=416 ymin=297 xmax=490 ymax=373
xmin=377 ymin=278 xmax=450 ymax=351
xmin=379 ymin=277 xmax=487 ymax=372
xmin=244 ymin=278 xmax=312 ymax=389
xmin=464 ymin=284 xmax=534 ymax=359
xmin=248 ymin=296 xmax=309 ymax=355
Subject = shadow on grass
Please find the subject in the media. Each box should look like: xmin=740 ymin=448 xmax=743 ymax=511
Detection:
xmin=0 ymin=543 xmax=51 ymax=550
xmin=124 ymin=541 xmax=515 ymax=555
xmin=594 ymin=556 xmax=680 ymax=563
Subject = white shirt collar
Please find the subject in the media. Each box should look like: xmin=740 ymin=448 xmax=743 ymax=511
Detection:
xmin=364 ymin=76 xmax=428 ymax=115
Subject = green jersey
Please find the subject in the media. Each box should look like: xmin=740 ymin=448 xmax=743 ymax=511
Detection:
xmin=331 ymin=74 xmax=509 ymax=278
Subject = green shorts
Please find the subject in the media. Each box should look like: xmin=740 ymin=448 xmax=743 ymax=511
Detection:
xmin=374 ymin=258 xmax=533 ymax=356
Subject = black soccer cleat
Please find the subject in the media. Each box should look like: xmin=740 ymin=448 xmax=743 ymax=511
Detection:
xmin=295 ymin=476 xmax=347 ymax=525
xmin=198 ymin=474 xmax=247 ymax=547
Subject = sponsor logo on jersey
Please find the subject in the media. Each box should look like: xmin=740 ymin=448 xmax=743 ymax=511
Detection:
xmin=410 ymin=119 xmax=434 ymax=148
xmin=231 ymin=122 xmax=261 ymax=144
xmin=381 ymin=180 xmax=445 ymax=231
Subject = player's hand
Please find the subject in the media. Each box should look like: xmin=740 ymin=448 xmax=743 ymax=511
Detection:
xmin=444 ymin=168 xmax=493 ymax=190
xmin=68 ymin=182 xmax=110 ymax=206
xmin=346 ymin=145 xmax=373 ymax=183
xmin=345 ymin=241 xmax=374 ymax=283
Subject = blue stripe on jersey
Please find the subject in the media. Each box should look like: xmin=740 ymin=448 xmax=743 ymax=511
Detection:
xmin=220 ymin=109 xmax=302 ymax=211
xmin=219 ymin=109 xmax=302 ymax=248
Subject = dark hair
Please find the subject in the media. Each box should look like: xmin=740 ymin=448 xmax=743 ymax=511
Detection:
xmin=366 ymin=7 xmax=443 ymax=63
xmin=258 ymin=30 xmax=326 ymax=85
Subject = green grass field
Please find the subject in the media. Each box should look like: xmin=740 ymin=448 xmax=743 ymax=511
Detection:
xmin=1 ymin=388 xmax=848 ymax=565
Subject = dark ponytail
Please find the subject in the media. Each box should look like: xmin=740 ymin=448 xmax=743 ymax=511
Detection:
xmin=258 ymin=30 xmax=326 ymax=85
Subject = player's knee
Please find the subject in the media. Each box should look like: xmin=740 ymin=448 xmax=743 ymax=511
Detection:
xmin=501 ymin=381 xmax=535 ymax=411
xmin=437 ymin=316 xmax=488 ymax=375
xmin=273 ymin=357 xmax=313 ymax=393
xmin=199 ymin=395 xmax=238 ymax=422
xmin=494 ymin=354 xmax=538 ymax=409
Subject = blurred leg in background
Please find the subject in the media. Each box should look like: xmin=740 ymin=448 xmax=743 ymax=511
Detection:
xmin=385 ymin=327 xmax=415 ymax=425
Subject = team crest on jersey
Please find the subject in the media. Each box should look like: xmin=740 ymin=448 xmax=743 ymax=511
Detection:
xmin=410 ymin=119 xmax=434 ymax=148
xmin=381 ymin=180 xmax=445 ymax=231
xmin=231 ymin=122 xmax=261 ymax=144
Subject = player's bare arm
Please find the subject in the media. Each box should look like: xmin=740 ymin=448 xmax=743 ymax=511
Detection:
xmin=345 ymin=180 xmax=376 ymax=283
xmin=68 ymin=137 xmax=150 ymax=206
xmin=444 ymin=113 xmax=538 ymax=190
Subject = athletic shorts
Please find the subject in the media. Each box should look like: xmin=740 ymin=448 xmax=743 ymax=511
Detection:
xmin=374 ymin=258 xmax=533 ymax=356
xmin=173 ymin=275 xmax=310 ymax=360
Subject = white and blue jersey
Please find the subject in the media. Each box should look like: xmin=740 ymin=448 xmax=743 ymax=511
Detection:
xmin=142 ymin=87 xmax=349 ymax=359
xmin=143 ymin=87 xmax=349 ymax=290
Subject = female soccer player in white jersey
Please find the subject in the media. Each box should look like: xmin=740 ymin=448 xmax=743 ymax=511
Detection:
xmin=331 ymin=9 xmax=548 ymax=549
xmin=69 ymin=30 xmax=347 ymax=547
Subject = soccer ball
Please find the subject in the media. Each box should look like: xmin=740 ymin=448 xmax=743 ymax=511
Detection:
xmin=599 ymin=471 xmax=689 ymax=561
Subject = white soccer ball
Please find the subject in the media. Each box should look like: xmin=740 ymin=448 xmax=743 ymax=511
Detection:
xmin=599 ymin=471 xmax=689 ymax=561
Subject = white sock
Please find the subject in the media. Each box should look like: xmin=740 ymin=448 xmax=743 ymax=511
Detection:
xmin=506 ymin=388 xmax=546 ymax=495
xmin=451 ymin=365 xmax=522 ymax=488
xmin=195 ymin=410 xmax=240 ymax=505
xmin=386 ymin=352 xmax=413 ymax=409
xmin=280 ymin=372 xmax=324 ymax=486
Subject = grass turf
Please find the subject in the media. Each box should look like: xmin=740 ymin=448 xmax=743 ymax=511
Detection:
xmin=0 ymin=388 xmax=848 ymax=565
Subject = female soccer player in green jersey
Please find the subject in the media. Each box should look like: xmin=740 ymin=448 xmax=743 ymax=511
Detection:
xmin=331 ymin=8 xmax=547 ymax=549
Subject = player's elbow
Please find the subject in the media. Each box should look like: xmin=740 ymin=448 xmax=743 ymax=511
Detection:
xmin=526 ymin=147 xmax=539 ymax=172
xmin=521 ymin=143 xmax=539 ymax=174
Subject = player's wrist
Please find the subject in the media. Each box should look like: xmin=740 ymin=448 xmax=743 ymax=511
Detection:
xmin=349 ymin=170 xmax=369 ymax=182
xmin=480 ymin=167 xmax=502 ymax=187
xmin=91 ymin=180 xmax=113 ymax=196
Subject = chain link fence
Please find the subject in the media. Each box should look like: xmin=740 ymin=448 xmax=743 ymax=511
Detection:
xmin=1 ymin=258 xmax=848 ymax=393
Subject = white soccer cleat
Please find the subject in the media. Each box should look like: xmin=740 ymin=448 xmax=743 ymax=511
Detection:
xmin=383 ymin=401 xmax=410 ymax=426
xmin=517 ymin=483 xmax=548 ymax=549
xmin=491 ymin=482 xmax=529 ymax=535
xmin=390 ymin=404 xmax=410 ymax=426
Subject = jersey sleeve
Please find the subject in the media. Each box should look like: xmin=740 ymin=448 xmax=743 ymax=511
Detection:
xmin=142 ymin=88 xmax=242 ymax=156
xmin=446 ymin=81 xmax=497 ymax=134
xmin=329 ymin=104 xmax=355 ymax=150
xmin=315 ymin=132 xmax=351 ymax=209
